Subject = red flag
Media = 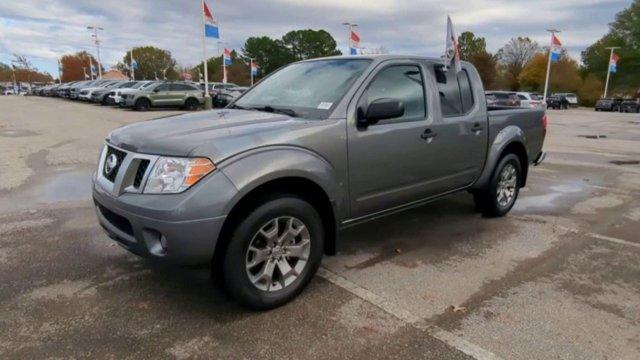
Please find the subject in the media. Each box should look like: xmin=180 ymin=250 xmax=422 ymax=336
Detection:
xmin=351 ymin=30 xmax=361 ymax=45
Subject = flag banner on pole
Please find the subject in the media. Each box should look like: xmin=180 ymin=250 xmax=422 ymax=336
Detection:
xmin=350 ymin=30 xmax=361 ymax=55
xmin=609 ymin=53 xmax=619 ymax=73
xmin=550 ymin=34 xmax=562 ymax=62
xmin=203 ymin=1 xmax=220 ymax=39
xmin=251 ymin=60 xmax=260 ymax=76
xmin=132 ymin=60 xmax=139 ymax=70
xmin=224 ymin=48 xmax=232 ymax=65
xmin=445 ymin=16 xmax=461 ymax=73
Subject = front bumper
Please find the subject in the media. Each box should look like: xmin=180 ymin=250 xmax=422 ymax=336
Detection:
xmin=92 ymin=145 xmax=238 ymax=265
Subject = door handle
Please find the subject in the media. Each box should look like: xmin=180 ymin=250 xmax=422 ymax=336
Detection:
xmin=421 ymin=128 xmax=437 ymax=141
xmin=471 ymin=123 xmax=484 ymax=132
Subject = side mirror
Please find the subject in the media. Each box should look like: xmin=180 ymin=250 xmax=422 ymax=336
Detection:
xmin=359 ymin=98 xmax=405 ymax=126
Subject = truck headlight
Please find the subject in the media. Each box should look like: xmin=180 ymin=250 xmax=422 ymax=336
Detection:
xmin=143 ymin=157 xmax=215 ymax=194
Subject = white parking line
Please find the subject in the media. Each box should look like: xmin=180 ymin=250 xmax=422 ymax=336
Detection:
xmin=512 ymin=215 xmax=640 ymax=250
xmin=317 ymin=267 xmax=502 ymax=360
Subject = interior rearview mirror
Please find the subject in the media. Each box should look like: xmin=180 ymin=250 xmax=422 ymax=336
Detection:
xmin=359 ymin=98 xmax=405 ymax=126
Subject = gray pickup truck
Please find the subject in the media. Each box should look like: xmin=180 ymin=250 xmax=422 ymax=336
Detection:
xmin=93 ymin=55 xmax=546 ymax=309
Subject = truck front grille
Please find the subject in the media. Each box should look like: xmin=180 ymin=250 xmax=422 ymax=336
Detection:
xmin=103 ymin=146 xmax=127 ymax=182
xmin=133 ymin=160 xmax=150 ymax=189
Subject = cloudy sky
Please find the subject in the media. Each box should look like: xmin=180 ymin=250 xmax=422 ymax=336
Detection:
xmin=0 ymin=0 xmax=631 ymax=77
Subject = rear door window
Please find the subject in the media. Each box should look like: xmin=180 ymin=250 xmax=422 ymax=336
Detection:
xmin=436 ymin=68 xmax=474 ymax=116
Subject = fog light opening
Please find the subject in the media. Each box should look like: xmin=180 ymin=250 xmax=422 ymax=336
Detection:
xmin=160 ymin=235 xmax=168 ymax=251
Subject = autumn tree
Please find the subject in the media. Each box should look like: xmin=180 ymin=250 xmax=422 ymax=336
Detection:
xmin=518 ymin=51 xmax=581 ymax=93
xmin=579 ymin=74 xmax=605 ymax=106
xmin=497 ymin=37 xmax=540 ymax=90
xmin=116 ymin=46 xmax=178 ymax=80
xmin=60 ymin=51 xmax=102 ymax=82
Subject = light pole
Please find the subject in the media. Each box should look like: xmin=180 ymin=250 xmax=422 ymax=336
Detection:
xmin=130 ymin=48 xmax=135 ymax=81
xmin=87 ymin=26 xmax=104 ymax=79
xmin=342 ymin=22 xmax=358 ymax=55
xmin=542 ymin=29 xmax=560 ymax=102
xmin=603 ymin=46 xmax=620 ymax=98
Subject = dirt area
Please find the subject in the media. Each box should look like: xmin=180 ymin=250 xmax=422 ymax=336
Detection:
xmin=1 ymin=96 xmax=639 ymax=359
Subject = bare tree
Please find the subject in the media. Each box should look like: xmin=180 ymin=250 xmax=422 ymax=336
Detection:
xmin=497 ymin=37 xmax=540 ymax=90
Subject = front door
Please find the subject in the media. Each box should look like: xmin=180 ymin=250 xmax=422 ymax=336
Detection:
xmin=347 ymin=62 xmax=438 ymax=218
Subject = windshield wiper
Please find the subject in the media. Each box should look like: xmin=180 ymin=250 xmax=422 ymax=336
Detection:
xmin=228 ymin=104 xmax=246 ymax=110
xmin=249 ymin=105 xmax=297 ymax=117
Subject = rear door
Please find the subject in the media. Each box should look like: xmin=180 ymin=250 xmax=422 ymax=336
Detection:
xmin=429 ymin=64 xmax=487 ymax=190
xmin=168 ymin=84 xmax=189 ymax=105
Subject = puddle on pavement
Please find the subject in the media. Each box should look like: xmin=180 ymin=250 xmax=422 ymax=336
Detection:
xmin=0 ymin=167 xmax=92 ymax=213
xmin=609 ymin=160 xmax=639 ymax=166
xmin=0 ymin=129 xmax=39 ymax=137
xmin=515 ymin=181 xmax=586 ymax=212
xmin=577 ymin=135 xmax=607 ymax=139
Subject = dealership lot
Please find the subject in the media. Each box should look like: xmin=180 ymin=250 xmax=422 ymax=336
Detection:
xmin=1 ymin=96 xmax=639 ymax=359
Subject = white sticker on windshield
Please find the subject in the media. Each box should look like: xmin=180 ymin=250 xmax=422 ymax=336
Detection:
xmin=317 ymin=102 xmax=333 ymax=110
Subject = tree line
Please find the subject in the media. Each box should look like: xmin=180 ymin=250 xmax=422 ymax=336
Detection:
xmin=47 ymin=0 xmax=640 ymax=105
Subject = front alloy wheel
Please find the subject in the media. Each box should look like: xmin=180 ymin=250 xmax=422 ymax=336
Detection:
xmin=222 ymin=195 xmax=324 ymax=310
xmin=246 ymin=217 xmax=311 ymax=292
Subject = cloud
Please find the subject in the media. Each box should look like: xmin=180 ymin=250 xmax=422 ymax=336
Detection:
xmin=0 ymin=0 xmax=630 ymax=76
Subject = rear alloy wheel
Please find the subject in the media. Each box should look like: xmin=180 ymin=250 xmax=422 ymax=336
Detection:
xmin=222 ymin=196 xmax=324 ymax=310
xmin=134 ymin=98 xmax=151 ymax=111
xmin=184 ymin=98 xmax=199 ymax=111
xmin=474 ymin=153 xmax=522 ymax=217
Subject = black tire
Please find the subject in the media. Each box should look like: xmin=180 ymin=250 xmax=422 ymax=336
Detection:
xmin=222 ymin=195 xmax=324 ymax=310
xmin=184 ymin=97 xmax=199 ymax=111
xmin=473 ymin=154 xmax=522 ymax=217
xmin=134 ymin=98 xmax=151 ymax=111
xmin=100 ymin=95 xmax=109 ymax=106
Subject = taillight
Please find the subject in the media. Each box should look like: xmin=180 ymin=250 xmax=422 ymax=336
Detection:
xmin=543 ymin=115 xmax=549 ymax=134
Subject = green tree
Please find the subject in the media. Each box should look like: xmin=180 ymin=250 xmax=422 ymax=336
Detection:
xmin=581 ymin=0 xmax=640 ymax=96
xmin=281 ymin=29 xmax=341 ymax=60
xmin=242 ymin=36 xmax=294 ymax=75
xmin=579 ymin=74 xmax=605 ymax=106
xmin=193 ymin=50 xmax=252 ymax=86
xmin=458 ymin=31 xmax=487 ymax=60
xmin=457 ymin=31 xmax=497 ymax=89
xmin=116 ymin=46 xmax=178 ymax=80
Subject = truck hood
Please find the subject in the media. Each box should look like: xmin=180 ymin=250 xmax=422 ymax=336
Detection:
xmin=107 ymin=109 xmax=330 ymax=161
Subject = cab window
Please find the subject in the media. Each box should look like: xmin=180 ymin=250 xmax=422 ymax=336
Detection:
xmin=361 ymin=65 xmax=426 ymax=122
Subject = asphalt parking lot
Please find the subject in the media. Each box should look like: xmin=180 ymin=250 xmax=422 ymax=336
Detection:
xmin=1 ymin=96 xmax=639 ymax=359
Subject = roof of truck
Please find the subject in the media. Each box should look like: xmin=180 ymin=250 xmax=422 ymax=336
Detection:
xmin=302 ymin=54 xmax=452 ymax=63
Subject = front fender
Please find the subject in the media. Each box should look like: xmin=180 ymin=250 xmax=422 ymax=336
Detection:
xmin=217 ymin=146 xmax=345 ymax=219
xmin=471 ymin=125 xmax=526 ymax=190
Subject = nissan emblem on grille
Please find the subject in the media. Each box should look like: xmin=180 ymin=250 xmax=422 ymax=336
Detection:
xmin=105 ymin=153 xmax=118 ymax=175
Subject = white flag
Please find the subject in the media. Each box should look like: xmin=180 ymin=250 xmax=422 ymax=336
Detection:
xmin=445 ymin=16 xmax=461 ymax=73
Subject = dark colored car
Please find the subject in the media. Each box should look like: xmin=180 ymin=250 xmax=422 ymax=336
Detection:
xmin=620 ymin=100 xmax=640 ymax=113
xmin=595 ymin=98 xmax=624 ymax=112
xmin=485 ymin=91 xmax=520 ymax=107
xmin=546 ymin=95 xmax=570 ymax=110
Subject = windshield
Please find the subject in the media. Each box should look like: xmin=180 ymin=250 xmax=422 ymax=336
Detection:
xmin=235 ymin=59 xmax=372 ymax=119
xmin=140 ymin=82 xmax=156 ymax=89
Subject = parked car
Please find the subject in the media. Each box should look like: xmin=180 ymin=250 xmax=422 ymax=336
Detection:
xmin=595 ymin=98 xmax=624 ymax=112
xmin=619 ymin=99 xmax=640 ymax=113
xmin=553 ymin=93 xmax=578 ymax=107
xmin=546 ymin=95 xmax=570 ymax=110
xmin=94 ymin=55 xmax=546 ymax=309
xmin=91 ymin=81 xmax=137 ymax=105
xmin=120 ymin=81 xmax=204 ymax=111
xmin=516 ymin=92 xmax=545 ymax=109
xmin=202 ymin=82 xmax=239 ymax=95
xmin=212 ymin=91 xmax=241 ymax=108
xmin=111 ymin=81 xmax=157 ymax=106
xmin=79 ymin=81 xmax=121 ymax=101
xmin=485 ymin=91 xmax=520 ymax=107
